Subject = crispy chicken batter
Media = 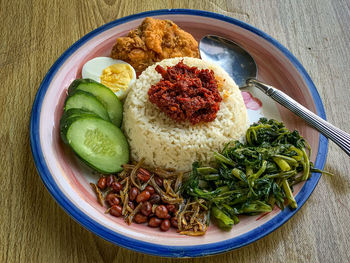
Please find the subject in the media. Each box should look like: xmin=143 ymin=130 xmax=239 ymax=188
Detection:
xmin=111 ymin=17 xmax=200 ymax=72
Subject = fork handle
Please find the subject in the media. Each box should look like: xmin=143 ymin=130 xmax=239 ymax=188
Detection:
xmin=247 ymin=78 xmax=350 ymax=156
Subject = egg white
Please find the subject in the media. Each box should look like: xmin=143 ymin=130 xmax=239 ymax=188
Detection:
xmin=82 ymin=57 xmax=136 ymax=100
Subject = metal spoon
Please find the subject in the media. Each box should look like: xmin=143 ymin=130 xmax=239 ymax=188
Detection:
xmin=199 ymin=35 xmax=350 ymax=156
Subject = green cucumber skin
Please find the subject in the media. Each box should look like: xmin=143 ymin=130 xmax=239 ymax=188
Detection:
xmin=59 ymin=109 xmax=100 ymax=144
xmin=66 ymin=117 xmax=129 ymax=174
xmin=64 ymin=90 xmax=110 ymax=121
xmin=61 ymin=108 xmax=97 ymax=120
xmin=68 ymin=79 xmax=123 ymax=127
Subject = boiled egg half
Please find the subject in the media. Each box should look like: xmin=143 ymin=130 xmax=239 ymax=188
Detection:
xmin=82 ymin=57 xmax=136 ymax=100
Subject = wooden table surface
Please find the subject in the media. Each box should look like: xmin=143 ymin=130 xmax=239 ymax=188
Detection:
xmin=1 ymin=0 xmax=350 ymax=262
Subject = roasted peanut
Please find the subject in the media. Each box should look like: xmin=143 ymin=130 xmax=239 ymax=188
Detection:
xmin=149 ymin=194 xmax=161 ymax=204
xmin=145 ymin=185 xmax=155 ymax=195
xmin=155 ymin=205 xmax=168 ymax=219
xmin=160 ymin=219 xmax=171 ymax=231
xmin=97 ymin=176 xmax=107 ymax=190
xmin=105 ymin=193 xmax=120 ymax=206
xmin=148 ymin=217 xmax=162 ymax=228
xmin=129 ymin=187 xmax=139 ymax=201
xmin=109 ymin=205 xmax=122 ymax=217
xmin=111 ymin=182 xmax=123 ymax=192
xmin=136 ymin=190 xmax=151 ymax=203
xmin=166 ymin=204 xmax=176 ymax=214
xmin=140 ymin=201 xmax=152 ymax=216
xmin=134 ymin=213 xmax=148 ymax=224
xmin=106 ymin=175 xmax=114 ymax=187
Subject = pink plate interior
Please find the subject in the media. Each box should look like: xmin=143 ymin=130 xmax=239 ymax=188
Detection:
xmin=39 ymin=14 xmax=319 ymax=247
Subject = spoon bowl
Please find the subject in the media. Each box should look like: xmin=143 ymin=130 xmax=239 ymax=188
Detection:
xmin=199 ymin=35 xmax=257 ymax=87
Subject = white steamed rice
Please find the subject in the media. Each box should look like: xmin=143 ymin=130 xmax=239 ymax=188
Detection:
xmin=123 ymin=57 xmax=248 ymax=171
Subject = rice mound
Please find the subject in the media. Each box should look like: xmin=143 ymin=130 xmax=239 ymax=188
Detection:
xmin=123 ymin=57 xmax=248 ymax=171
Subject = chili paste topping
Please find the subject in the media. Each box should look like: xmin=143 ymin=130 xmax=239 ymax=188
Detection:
xmin=148 ymin=61 xmax=222 ymax=124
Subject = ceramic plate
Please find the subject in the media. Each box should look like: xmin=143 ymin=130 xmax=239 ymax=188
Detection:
xmin=30 ymin=9 xmax=328 ymax=257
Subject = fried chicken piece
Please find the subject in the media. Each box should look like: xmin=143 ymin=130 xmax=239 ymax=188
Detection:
xmin=111 ymin=17 xmax=200 ymax=72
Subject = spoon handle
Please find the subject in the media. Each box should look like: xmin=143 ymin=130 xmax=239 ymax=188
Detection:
xmin=247 ymin=78 xmax=350 ymax=156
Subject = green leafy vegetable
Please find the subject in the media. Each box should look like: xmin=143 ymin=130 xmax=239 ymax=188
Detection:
xmin=211 ymin=206 xmax=234 ymax=230
xmin=182 ymin=118 xmax=330 ymax=231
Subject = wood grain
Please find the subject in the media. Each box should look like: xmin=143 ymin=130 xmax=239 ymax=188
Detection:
xmin=1 ymin=0 xmax=349 ymax=262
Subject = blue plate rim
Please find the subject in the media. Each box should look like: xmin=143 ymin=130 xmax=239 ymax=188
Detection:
xmin=30 ymin=8 xmax=328 ymax=258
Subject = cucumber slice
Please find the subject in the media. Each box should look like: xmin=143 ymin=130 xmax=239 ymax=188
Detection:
xmin=60 ymin=109 xmax=100 ymax=144
xmin=64 ymin=90 xmax=110 ymax=121
xmin=68 ymin=79 xmax=123 ymax=127
xmin=66 ymin=117 xmax=129 ymax=173
xmin=61 ymin=108 xmax=98 ymax=121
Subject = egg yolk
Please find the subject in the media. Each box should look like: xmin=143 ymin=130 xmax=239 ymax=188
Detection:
xmin=100 ymin=64 xmax=133 ymax=92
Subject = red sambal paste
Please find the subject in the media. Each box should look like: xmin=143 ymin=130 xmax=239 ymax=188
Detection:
xmin=148 ymin=61 xmax=222 ymax=125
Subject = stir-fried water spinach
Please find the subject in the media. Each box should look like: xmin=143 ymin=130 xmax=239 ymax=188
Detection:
xmin=181 ymin=118 xmax=329 ymax=232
